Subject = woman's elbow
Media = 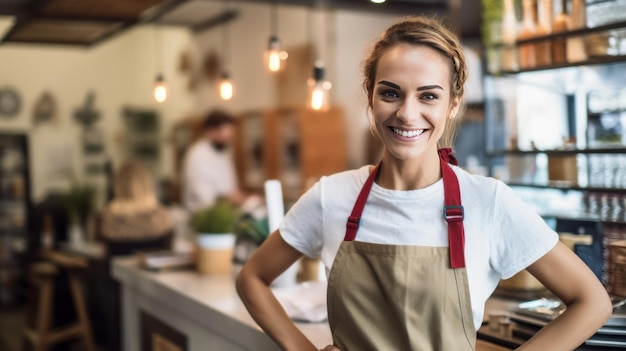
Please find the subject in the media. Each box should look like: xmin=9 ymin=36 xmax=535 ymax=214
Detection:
xmin=235 ymin=265 xmax=251 ymax=299
xmin=595 ymin=289 xmax=613 ymax=325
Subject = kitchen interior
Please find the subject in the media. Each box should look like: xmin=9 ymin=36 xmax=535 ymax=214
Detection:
xmin=1 ymin=0 xmax=626 ymax=350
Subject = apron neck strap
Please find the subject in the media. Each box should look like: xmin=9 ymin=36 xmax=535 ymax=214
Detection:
xmin=344 ymin=148 xmax=466 ymax=268
xmin=345 ymin=163 xmax=380 ymax=241
xmin=439 ymin=148 xmax=466 ymax=268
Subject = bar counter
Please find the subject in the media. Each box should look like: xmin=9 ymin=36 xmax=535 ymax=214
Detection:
xmin=112 ymin=257 xmax=512 ymax=351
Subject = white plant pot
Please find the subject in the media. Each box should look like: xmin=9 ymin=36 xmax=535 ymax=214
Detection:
xmin=196 ymin=233 xmax=236 ymax=275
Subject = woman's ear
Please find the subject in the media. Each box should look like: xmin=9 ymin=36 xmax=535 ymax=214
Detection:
xmin=448 ymin=96 xmax=461 ymax=120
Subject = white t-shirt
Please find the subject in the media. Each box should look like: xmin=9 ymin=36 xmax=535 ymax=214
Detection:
xmin=182 ymin=140 xmax=237 ymax=212
xmin=279 ymin=165 xmax=559 ymax=329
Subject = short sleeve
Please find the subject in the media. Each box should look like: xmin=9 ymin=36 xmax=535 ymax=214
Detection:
xmin=279 ymin=181 xmax=324 ymax=258
xmin=489 ymin=182 xmax=559 ymax=279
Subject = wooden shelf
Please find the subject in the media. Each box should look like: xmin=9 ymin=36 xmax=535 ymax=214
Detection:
xmin=487 ymin=147 xmax=626 ymax=156
xmin=508 ymin=182 xmax=626 ymax=194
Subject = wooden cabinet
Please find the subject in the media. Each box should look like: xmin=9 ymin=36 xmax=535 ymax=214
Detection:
xmin=234 ymin=107 xmax=347 ymax=203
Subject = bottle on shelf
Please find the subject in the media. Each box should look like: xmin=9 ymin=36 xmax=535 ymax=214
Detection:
xmin=536 ymin=0 xmax=553 ymax=67
xmin=552 ymin=0 xmax=569 ymax=64
xmin=501 ymin=0 xmax=519 ymax=71
xmin=567 ymin=0 xmax=588 ymax=62
xmin=518 ymin=0 xmax=538 ymax=69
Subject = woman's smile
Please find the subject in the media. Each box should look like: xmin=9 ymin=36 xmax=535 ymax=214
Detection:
xmin=388 ymin=126 xmax=428 ymax=140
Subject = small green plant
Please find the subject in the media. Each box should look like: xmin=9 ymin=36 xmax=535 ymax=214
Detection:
xmin=190 ymin=199 xmax=239 ymax=234
xmin=60 ymin=183 xmax=96 ymax=225
xmin=233 ymin=214 xmax=270 ymax=245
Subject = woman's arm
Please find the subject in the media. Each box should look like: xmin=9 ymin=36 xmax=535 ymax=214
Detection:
xmin=517 ymin=241 xmax=612 ymax=350
xmin=236 ymin=230 xmax=319 ymax=351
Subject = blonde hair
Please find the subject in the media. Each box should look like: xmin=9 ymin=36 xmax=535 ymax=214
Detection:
xmin=362 ymin=16 xmax=468 ymax=147
xmin=109 ymin=160 xmax=158 ymax=214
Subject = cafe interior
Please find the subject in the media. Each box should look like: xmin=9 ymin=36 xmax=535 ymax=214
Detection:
xmin=1 ymin=0 xmax=626 ymax=350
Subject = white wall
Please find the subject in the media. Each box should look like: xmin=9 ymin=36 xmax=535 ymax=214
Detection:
xmin=0 ymin=24 xmax=196 ymax=204
xmin=0 ymin=4 xmax=417 ymax=205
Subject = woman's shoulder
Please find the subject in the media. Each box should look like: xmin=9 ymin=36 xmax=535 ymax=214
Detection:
xmin=299 ymin=166 xmax=371 ymax=205
xmin=319 ymin=165 xmax=371 ymax=187
xmin=452 ymin=166 xmax=505 ymax=197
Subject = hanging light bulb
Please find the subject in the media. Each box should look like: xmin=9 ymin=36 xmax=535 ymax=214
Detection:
xmin=265 ymin=36 xmax=288 ymax=72
xmin=371 ymin=0 xmax=386 ymax=3
xmin=153 ymin=74 xmax=168 ymax=103
xmin=264 ymin=3 xmax=287 ymax=73
xmin=219 ymin=72 xmax=234 ymax=101
xmin=308 ymin=61 xmax=331 ymax=111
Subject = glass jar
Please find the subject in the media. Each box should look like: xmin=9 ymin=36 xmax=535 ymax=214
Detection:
xmin=501 ymin=0 xmax=519 ymax=71
xmin=536 ymin=0 xmax=553 ymax=67
xmin=567 ymin=0 xmax=589 ymax=62
xmin=552 ymin=0 xmax=569 ymax=64
xmin=518 ymin=0 xmax=538 ymax=69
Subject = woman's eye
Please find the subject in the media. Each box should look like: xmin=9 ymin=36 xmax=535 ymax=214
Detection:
xmin=380 ymin=90 xmax=399 ymax=99
xmin=421 ymin=92 xmax=438 ymax=101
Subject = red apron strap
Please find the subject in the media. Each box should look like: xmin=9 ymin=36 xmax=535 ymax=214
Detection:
xmin=439 ymin=148 xmax=466 ymax=269
xmin=344 ymin=163 xmax=380 ymax=241
xmin=344 ymin=149 xmax=466 ymax=269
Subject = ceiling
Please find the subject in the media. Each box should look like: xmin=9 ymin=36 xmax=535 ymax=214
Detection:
xmin=0 ymin=0 xmax=480 ymax=47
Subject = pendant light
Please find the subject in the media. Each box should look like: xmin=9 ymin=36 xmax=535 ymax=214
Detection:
xmin=219 ymin=0 xmax=234 ymax=100
xmin=307 ymin=2 xmax=331 ymax=111
xmin=153 ymin=24 xmax=168 ymax=103
xmin=264 ymin=1 xmax=288 ymax=72
xmin=308 ymin=60 xmax=331 ymax=111
xmin=153 ymin=74 xmax=168 ymax=103
xmin=219 ymin=72 xmax=234 ymax=100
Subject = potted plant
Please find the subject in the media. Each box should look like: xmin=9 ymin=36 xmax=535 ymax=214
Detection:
xmin=190 ymin=199 xmax=239 ymax=274
xmin=59 ymin=183 xmax=96 ymax=245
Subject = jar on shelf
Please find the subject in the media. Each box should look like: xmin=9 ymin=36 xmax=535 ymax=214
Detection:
xmin=536 ymin=0 xmax=553 ymax=67
xmin=519 ymin=0 xmax=538 ymax=69
xmin=552 ymin=0 xmax=569 ymax=64
xmin=567 ymin=0 xmax=589 ymax=62
xmin=501 ymin=0 xmax=519 ymax=71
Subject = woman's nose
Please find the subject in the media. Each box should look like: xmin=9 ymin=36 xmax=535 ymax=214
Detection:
xmin=396 ymin=98 xmax=420 ymax=124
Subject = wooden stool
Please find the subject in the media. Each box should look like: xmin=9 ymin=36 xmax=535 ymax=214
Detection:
xmin=22 ymin=252 xmax=96 ymax=351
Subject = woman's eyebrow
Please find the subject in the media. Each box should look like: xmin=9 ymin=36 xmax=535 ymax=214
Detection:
xmin=377 ymin=80 xmax=444 ymax=92
xmin=417 ymin=84 xmax=443 ymax=91
xmin=377 ymin=80 xmax=400 ymax=89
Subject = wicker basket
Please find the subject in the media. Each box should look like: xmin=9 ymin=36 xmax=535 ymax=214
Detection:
xmin=607 ymin=240 xmax=626 ymax=298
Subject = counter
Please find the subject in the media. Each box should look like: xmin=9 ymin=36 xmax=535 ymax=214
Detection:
xmin=112 ymin=257 xmax=332 ymax=351
xmin=112 ymin=257 xmax=514 ymax=351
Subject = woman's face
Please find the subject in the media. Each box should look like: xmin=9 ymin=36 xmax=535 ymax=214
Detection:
xmin=371 ymin=44 xmax=459 ymax=162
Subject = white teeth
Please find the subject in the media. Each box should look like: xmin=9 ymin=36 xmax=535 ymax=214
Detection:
xmin=392 ymin=127 xmax=424 ymax=138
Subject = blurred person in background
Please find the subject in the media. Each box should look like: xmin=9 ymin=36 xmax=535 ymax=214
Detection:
xmin=99 ymin=160 xmax=172 ymax=245
xmin=182 ymin=109 xmax=245 ymax=212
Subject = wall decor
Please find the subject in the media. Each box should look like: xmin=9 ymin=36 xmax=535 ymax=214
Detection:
xmin=33 ymin=91 xmax=57 ymax=126
xmin=0 ymin=86 xmax=22 ymax=118
xmin=74 ymin=91 xmax=101 ymax=128
xmin=123 ymin=107 xmax=160 ymax=172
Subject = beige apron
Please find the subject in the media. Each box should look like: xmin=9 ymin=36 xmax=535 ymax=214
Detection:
xmin=327 ymin=149 xmax=477 ymax=350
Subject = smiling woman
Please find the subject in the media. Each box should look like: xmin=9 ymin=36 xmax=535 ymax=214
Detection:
xmin=236 ymin=15 xmax=611 ymax=351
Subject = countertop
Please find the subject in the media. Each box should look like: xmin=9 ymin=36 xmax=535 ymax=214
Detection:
xmin=112 ymin=257 xmax=332 ymax=349
xmin=112 ymin=256 xmax=519 ymax=350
